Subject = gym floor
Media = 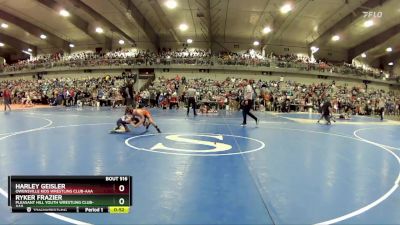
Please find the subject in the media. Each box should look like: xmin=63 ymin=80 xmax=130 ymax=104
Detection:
xmin=0 ymin=107 xmax=399 ymax=225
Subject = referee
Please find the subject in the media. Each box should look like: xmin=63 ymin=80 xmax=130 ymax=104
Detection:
xmin=320 ymin=97 xmax=333 ymax=125
xmin=186 ymin=85 xmax=197 ymax=116
xmin=378 ymin=98 xmax=385 ymax=120
xmin=241 ymin=80 xmax=258 ymax=126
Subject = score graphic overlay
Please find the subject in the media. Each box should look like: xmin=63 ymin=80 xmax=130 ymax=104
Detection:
xmin=8 ymin=176 xmax=132 ymax=213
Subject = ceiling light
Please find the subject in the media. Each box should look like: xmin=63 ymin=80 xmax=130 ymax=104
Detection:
xmin=332 ymin=35 xmax=340 ymax=41
xmin=386 ymin=47 xmax=392 ymax=52
xmin=28 ymin=48 xmax=32 ymax=52
xmin=22 ymin=50 xmax=32 ymax=55
xmin=186 ymin=39 xmax=193 ymax=44
xmin=165 ymin=0 xmax=177 ymax=9
xmin=1 ymin=23 xmax=8 ymax=28
xmin=69 ymin=43 xmax=75 ymax=48
xmin=363 ymin=20 xmax=374 ymax=27
xmin=95 ymin=27 xmax=104 ymax=33
xmin=262 ymin=26 xmax=272 ymax=34
xmin=388 ymin=62 xmax=394 ymax=66
xmin=361 ymin=53 xmax=366 ymax=58
xmin=253 ymin=41 xmax=260 ymax=46
xmin=0 ymin=43 xmax=4 ymax=47
xmin=59 ymin=9 xmax=70 ymax=17
xmin=179 ymin=23 xmax=188 ymax=31
xmin=310 ymin=46 xmax=319 ymax=53
xmin=40 ymin=34 xmax=47 ymax=39
xmin=119 ymin=39 xmax=125 ymax=45
xmin=280 ymin=3 xmax=292 ymax=14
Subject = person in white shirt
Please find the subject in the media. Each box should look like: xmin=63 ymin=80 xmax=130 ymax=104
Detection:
xmin=241 ymin=80 xmax=258 ymax=126
xmin=186 ymin=85 xmax=197 ymax=116
xmin=378 ymin=98 xmax=385 ymax=120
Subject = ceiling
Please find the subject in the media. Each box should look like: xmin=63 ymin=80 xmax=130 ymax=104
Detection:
xmin=0 ymin=0 xmax=399 ymax=66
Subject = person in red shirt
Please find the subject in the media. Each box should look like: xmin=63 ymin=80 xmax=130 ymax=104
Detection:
xmin=70 ymin=88 xmax=75 ymax=105
xmin=3 ymin=87 xmax=11 ymax=111
xmin=169 ymin=94 xmax=179 ymax=109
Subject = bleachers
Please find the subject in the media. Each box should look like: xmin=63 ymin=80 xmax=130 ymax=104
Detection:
xmin=1 ymin=49 xmax=398 ymax=84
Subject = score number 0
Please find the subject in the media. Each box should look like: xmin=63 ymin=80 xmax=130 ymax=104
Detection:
xmin=118 ymin=184 xmax=126 ymax=205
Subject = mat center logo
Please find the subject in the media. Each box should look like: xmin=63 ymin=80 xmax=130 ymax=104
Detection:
xmin=125 ymin=133 xmax=265 ymax=156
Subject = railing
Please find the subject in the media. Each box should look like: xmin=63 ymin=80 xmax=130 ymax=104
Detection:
xmin=1 ymin=56 xmax=398 ymax=84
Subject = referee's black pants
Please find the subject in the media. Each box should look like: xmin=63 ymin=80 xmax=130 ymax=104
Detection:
xmin=242 ymin=100 xmax=257 ymax=124
xmin=187 ymin=97 xmax=197 ymax=115
xmin=380 ymin=107 xmax=384 ymax=120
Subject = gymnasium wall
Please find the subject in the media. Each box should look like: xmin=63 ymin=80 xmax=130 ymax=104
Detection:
xmin=394 ymin=64 xmax=400 ymax=78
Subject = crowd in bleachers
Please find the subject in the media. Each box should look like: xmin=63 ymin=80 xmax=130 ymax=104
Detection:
xmin=0 ymin=73 xmax=137 ymax=108
xmin=0 ymin=49 xmax=213 ymax=72
xmin=2 ymin=73 xmax=399 ymax=117
xmin=0 ymin=48 xmax=397 ymax=81
xmin=143 ymin=76 xmax=400 ymax=116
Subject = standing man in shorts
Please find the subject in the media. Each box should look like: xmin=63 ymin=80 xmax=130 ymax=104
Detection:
xmin=3 ymin=87 xmax=11 ymax=111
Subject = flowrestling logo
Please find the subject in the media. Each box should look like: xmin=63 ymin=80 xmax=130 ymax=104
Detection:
xmin=124 ymin=133 xmax=265 ymax=156
xmin=362 ymin=11 xmax=383 ymax=18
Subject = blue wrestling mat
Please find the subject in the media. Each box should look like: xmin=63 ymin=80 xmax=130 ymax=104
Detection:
xmin=0 ymin=108 xmax=399 ymax=224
